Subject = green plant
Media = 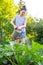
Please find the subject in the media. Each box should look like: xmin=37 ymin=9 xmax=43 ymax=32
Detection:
xmin=0 ymin=41 xmax=43 ymax=65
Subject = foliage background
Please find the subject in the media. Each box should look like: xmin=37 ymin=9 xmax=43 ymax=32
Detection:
xmin=0 ymin=0 xmax=43 ymax=44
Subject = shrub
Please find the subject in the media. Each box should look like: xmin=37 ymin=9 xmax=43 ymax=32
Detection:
xmin=0 ymin=41 xmax=43 ymax=65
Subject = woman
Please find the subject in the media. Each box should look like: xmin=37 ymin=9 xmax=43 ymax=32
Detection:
xmin=10 ymin=6 xmax=27 ymax=43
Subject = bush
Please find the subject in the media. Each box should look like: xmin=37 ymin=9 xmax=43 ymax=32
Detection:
xmin=0 ymin=0 xmax=19 ymax=44
xmin=0 ymin=41 xmax=43 ymax=65
xmin=33 ymin=19 xmax=43 ymax=44
xmin=26 ymin=18 xmax=43 ymax=44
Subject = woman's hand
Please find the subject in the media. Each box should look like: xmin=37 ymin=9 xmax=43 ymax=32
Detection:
xmin=14 ymin=25 xmax=17 ymax=29
xmin=17 ymin=26 xmax=22 ymax=30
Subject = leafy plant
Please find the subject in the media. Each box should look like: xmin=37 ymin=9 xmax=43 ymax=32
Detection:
xmin=0 ymin=41 xmax=43 ymax=65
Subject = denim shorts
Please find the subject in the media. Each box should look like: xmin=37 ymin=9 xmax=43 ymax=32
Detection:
xmin=19 ymin=31 xmax=26 ymax=38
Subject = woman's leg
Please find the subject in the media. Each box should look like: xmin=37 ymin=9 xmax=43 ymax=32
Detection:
xmin=15 ymin=39 xmax=19 ymax=44
xmin=21 ymin=37 xmax=26 ymax=43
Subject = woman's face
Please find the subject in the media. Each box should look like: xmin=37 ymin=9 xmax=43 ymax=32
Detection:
xmin=20 ymin=10 xmax=26 ymax=16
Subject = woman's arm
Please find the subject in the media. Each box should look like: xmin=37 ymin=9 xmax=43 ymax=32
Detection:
xmin=21 ymin=23 xmax=26 ymax=28
xmin=10 ymin=18 xmax=17 ymax=28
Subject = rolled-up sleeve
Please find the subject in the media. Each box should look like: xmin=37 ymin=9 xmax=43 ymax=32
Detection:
xmin=23 ymin=17 xmax=26 ymax=24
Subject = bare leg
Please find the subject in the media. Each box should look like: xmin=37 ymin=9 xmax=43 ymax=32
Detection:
xmin=15 ymin=39 xmax=19 ymax=44
xmin=21 ymin=38 xmax=25 ymax=43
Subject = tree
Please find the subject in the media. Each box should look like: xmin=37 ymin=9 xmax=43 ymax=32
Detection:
xmin=0 ymin=0 xmax=18 ymax=44
xmin=33 ymin=19 xmax=43 ymax=44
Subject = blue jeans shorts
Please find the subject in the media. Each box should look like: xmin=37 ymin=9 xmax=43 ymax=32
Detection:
xmin=19 ymin=32 xmax=26 ymax=38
